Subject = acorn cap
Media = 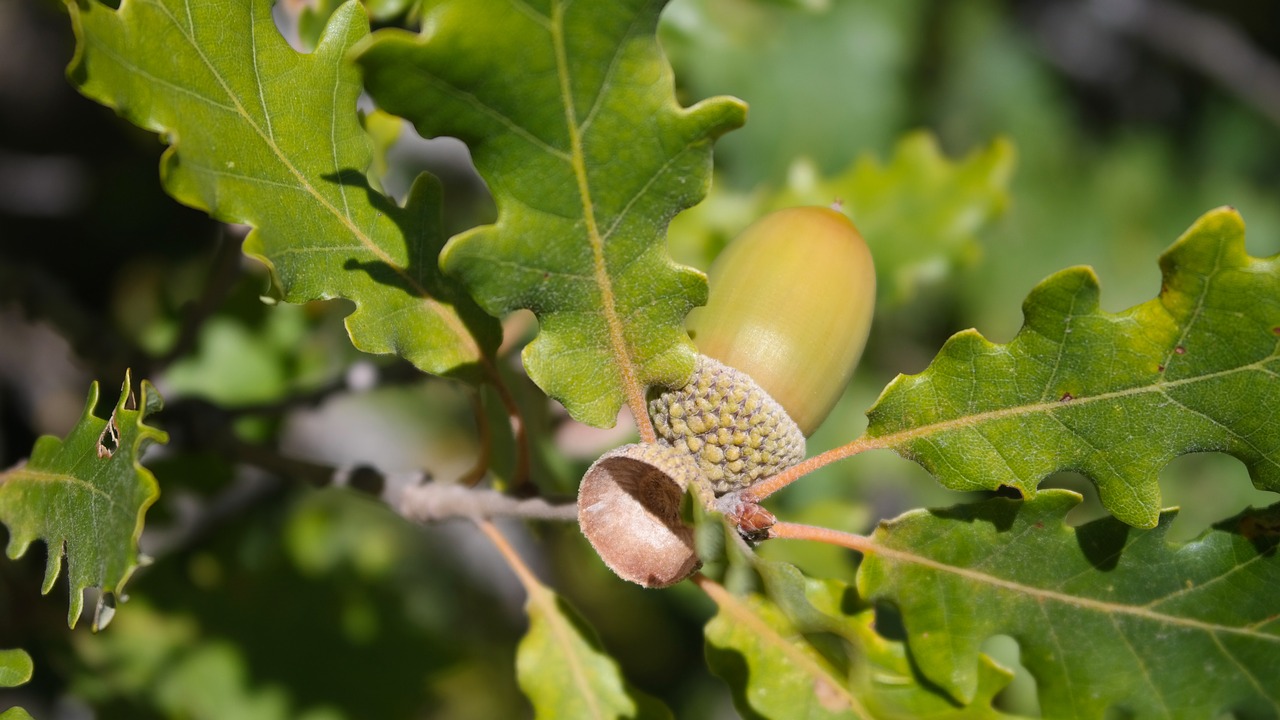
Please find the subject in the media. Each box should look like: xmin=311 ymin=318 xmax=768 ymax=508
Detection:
xmin=649 ymin=355 xmax=805 ymax=494
xmin=577 ymin=443 xmax=702 ymax=588
xmin=686 ymin=206 xmax=876 ymax=436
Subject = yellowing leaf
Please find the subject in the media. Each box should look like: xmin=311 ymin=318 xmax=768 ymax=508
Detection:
xmin=518 ymin=587 xmax=670 ymax=720
xmin=476 ymin=521 xmax=670 ymax=719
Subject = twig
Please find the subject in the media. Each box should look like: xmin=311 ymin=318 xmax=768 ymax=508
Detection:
xmin=400 ymin=482 xmax=578 ymax=523
xmin=473 ymin=519 xmax=544 ymax=594
xmin=458 ymin=390 xmax=493 ymax=487
xmin=485 ymin=364 xmax=532 ymax=490
xmin=161 ymin=359 xmax=421 ymax=424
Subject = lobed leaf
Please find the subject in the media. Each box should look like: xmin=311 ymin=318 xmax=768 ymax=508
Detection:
xmin=866 ymin=207 xmax=1280 ymax=527
xmin=0 ymin=375 xmax=166 ymax=629
xmin=355 ymin=0 xmax=746 ymax=427
xmin=701 ymin=565 xmax=1016 ymax=720
xmin=857 ymin=490 xmax=1280 ymax=717
xmin=475 ymin=519 xmax=669 ymax=718
xmin=776 ymin=132 xmax=1014 ymax=305
xmin=66 ymin=0 xmax=499 ymax=383
xmin=517 ymin=586 xmax=670 ymax=720
xmin=667 ymin=132 xmax=1014 ymax=306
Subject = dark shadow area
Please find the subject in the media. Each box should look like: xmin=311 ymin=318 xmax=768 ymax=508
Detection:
xmin=0 ymin=532 xmax=75 ymax=718
xmin=866 ymin=605 xmax=1001 ymax=712
xmin=702 ymin=643 xmax=768 ymax=720
xmin=319 ymin=167 xmax=502 ymax=383
xmin=928 ymin=494 xmax=1020 ymax=533
xmin=1073 ymin=514 xmax=1133 ymax=572
xmin=1213 ymin=501 xmax=1280 ymax=556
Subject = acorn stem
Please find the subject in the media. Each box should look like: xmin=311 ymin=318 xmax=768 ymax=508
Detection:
xmin=742 ymin=436 xmax=877 ymax=502
xmin=629 ymin=385 xmax=659 ymax=444
xmin=767 ymin=521 xmax=873 ymax=554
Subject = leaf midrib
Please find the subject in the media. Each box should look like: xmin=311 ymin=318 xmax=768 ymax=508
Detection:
xmin=135 ymin=0 xmax=481 ymax=358
xmin=698 ymin=576 xmax=870 ymax=719
xmin=760 ymin=350 xmax=1280 ymax=502
xmin=873 ymin=351 xmax=1280 ymax=457
xmin=477 ymin=520 xmax=612 ymax=718
xmin=867 ymin=536 xmax=1279 ymax=642
xmin=549 ymin=0 xmax=652 ymax=438
xmin=3 ymin=467 xmax=121 ymax=512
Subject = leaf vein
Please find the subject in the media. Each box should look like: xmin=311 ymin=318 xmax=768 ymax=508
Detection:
xmin=869 ymin=539 xmax=1280 ymax=641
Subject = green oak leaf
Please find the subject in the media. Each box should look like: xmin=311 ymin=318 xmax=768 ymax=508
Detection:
xmin=866 ymin=207 xmax=1280 ymax=527
xmin=355 ymin=0 xmax=746 ymax=427
xmin=517 ymin=574 xmax=670 ymax=719
xmin=66 ymin=0 xmax=500 ymax=383
xmin=704 ymin=583 xmax=871 ymax=720
xmin=702 ymin=563 xmax=1017 ymax=720
xmin=667 ymin=132 xmax=1014 ymax=307
xmin=0 ymin=708 xmax=35 ymax=720
xmin=0 ymin=374 xmax=166 ymax=629
xmin=857 ymin=490 xmax=1280 ymax=717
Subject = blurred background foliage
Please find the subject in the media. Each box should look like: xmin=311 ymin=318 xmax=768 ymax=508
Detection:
xmin=1 ymin=0 xmax=1279 ymax=716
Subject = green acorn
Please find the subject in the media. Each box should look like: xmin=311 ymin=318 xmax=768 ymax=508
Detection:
xmin=652 ymin=206 xmax=876 ymax=492
xmin=687 ymin=205 xmax=876 ymax=437
xmin=579 ymin=206 xmax=876 ymax=587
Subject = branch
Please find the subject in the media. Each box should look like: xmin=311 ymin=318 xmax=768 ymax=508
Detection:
xmin=399 ymin=482 xmax=577 ymax=523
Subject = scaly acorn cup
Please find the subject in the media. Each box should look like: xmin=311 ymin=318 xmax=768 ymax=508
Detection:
xmin=577 ymin=443 xmax=703 ymax=588
xmin=648 ymin=355 xmax=805 ymax=494
xmin=580 ymin=207 xmax=875 ymax=587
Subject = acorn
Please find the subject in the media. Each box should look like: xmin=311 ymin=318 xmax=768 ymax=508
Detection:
xmin=579 ymin=206 xmax=876 ymax=586
xmin=652 ymin=206 xmax=876 ymax=492
xmin=686 ymin=206 xmax=876 ymax=438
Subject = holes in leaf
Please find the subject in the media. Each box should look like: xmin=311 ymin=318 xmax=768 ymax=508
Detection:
xmin=96 ymin=414 xmax=120 ymax=459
